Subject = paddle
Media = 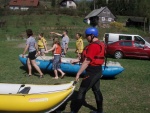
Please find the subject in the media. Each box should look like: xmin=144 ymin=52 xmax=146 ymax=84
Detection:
xmin=39 ymin=55 xmax=45 ymax=61
xmin=104 ymin=43 xmax=108 ymax=70
xmin=35 ymin=53 xmax=45 ymax=61
xmin=73 ymin=81 xmax=77 ymax=86
xmin=54 ymin=81 xmax=77 ymax=86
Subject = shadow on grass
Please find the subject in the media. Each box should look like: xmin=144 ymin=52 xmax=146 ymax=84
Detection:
xmin=19 ymin=66 xmax=27 ymax=73
xmin=101 ymin=77 xmax=117 ymax=80
xmin=52 ymin=91 xmax=97 ymax=113
xmin=20 ymin=66 xmax=118 ymax=80
xmin=20 ymin=65 xmax=75 ymax=78
xmin=19 ymin=66 xmax=54 ymax=77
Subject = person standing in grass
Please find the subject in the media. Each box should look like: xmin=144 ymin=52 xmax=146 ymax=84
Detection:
xmin=69 ymin=27 xmax=105 ymax=113
xmin=37 ymin=33 xmax=47 ymax=56
xmin=22 ymin=29 xmax=44 ymax=78
xmin=45 ymin=38 xmax=65 ymax=79
xmin=50 ymin=30 xmax=69 ymax=57
xmin=75 ymin=33 xmax=84 ymax=59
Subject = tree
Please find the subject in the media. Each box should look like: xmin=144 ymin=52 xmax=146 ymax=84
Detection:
xmin=76 ymin=0 xmax=92 ymax=14
xmin=51 ymin=0 xmax=56 ymax=7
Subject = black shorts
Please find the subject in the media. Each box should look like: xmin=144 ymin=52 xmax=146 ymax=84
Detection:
xmin=28 ymin=51 xmax=36 ymax=60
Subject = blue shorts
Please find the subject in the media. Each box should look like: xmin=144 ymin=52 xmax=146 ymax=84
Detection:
xmin=53 ymin=55 xmax=61 ymax=70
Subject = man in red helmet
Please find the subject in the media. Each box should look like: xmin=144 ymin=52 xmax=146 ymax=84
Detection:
xmin=68 ymin=27 xmax=105 ymax=113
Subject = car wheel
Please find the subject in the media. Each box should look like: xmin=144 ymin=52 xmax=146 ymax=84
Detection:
xmin=114 ymin=51 xmax=123 ymax=59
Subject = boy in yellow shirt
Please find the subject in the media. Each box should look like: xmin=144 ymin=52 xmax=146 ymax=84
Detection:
xmin=37 ymin=33 xmax=47 ymax=56
xmin=75 ymin=33 xmax=84 ymax=59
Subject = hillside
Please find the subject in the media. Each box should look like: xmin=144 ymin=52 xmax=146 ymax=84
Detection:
xmin=0 ymin=14 xmax=150 ymax=41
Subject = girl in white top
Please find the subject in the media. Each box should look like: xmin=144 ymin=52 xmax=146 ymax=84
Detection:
xmin=22 ymin=29 xmax=44 ymax=78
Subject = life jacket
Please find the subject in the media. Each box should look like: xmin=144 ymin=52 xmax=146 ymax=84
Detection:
xmin=54 ymin=44 xmax=61 ymax=54
xmin=81 ymin=40 xmax=105 ymax=66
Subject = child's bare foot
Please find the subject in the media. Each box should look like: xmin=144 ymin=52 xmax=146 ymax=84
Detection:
xmin=53 ymin=77 xmax=59 ymax=79
xmin=60 ymin=73 xmax=65 ymax=79
xmin=26 ymin=74 xmax=32 ymax=77
xmin=40 ymin=75 xmax=44 ymax=78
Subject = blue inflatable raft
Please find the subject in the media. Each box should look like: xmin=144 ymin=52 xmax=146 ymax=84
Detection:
xmin=19 ymin=55 xmax=124 ymax=78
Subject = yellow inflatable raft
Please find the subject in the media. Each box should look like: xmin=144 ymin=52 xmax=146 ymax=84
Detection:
xmin=0 ymin=81 xmax=75 ymax=112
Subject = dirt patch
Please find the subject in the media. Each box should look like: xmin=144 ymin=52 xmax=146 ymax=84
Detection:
xmin=17 ymin=43 xmax=26 ymax=48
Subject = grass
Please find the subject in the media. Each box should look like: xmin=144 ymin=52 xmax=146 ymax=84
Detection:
xmin=0 ymin=13 xmax=150 ymax=112
xmin=0 ymin=40 xmax=150 ymax=113
xmin=0 ymin=14 xmax=88 ymax=41
xmin=0 ymin=14 xmax=150 ymax=42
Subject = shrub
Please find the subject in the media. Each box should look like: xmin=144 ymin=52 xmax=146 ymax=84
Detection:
xmin=110 ymin=22 xmax=127 ymax=32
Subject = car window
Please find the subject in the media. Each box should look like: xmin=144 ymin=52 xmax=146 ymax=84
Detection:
xmin=119 ymin=35 xmax=132 ymax=40
xmin=134 ymin=36 xmax=145 ymax=44
xmin=134 ymin=42 xmax=144 ymax=48
xmin=120 ymin=41 xmax=132 ymax=46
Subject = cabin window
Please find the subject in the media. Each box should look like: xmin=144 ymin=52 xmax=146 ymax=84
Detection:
xmin=102 ymin=17 xmax=105 ymax=21
xmin=21 ymin=7 xmax=29 ymax=11
xmin=14 ymin=7 xmax=19 ymax=10
xmin=119 ymin=35 xmax=132 ymax=40
xmin=108 ymin=18 xmax=111 ymax=22
xmin=10 ymin=7 xmax=13 ymax=9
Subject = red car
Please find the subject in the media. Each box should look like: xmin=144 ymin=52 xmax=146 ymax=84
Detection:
xmin=106 ymin=40 xmax=150 ymax=59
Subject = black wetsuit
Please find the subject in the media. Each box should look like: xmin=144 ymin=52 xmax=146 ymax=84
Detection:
xmin=72 ymin=65 xmax=103 ymax=113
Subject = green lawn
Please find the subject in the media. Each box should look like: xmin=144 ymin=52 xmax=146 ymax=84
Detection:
xmin=0 ymin=40 xmax=149 ymax=113
xmin=0 ymin=14 xmax=150 ymax=42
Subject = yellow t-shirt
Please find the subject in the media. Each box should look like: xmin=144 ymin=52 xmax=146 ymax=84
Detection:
xmin=76 ymin=38 xmax=84 ymax=53
xmin=38 ymin=37 xmax=47 ymax=49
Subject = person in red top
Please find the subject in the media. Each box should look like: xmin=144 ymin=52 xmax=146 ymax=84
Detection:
xmin=69 ymin=27 xmax=104 ymax=113
xmin=45 ymin=38 xmax=65 ymax=79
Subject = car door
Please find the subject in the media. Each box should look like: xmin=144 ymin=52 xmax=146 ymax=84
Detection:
xmin=133 ymin=42 xmax=149 ymax=58
xmin=119 ymin=41 xmax=138 ymax=57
